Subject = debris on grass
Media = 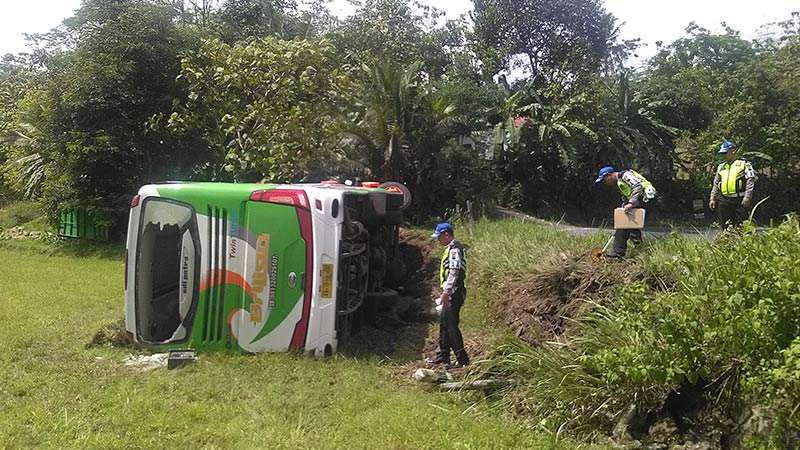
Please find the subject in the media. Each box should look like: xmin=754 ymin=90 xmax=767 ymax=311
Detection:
xmin=123 ymin=353 xmax=168 ymax=370
xmin=413 ymin=368 xmax=453 ymax=383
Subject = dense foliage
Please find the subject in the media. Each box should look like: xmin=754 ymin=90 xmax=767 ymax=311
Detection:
xmin=2 ymin=0 xmax=798 ymax=229
xmin=163 ymin=37 xmax=352 ymax=182
xmin=1 ymin=1 xmax=798 ymax=445
xmin=468 ymin=216 xmax=800 ymax=447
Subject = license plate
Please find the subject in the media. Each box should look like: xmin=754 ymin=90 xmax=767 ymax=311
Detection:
xmin=321 ymin=264 xmax=333 ymax=298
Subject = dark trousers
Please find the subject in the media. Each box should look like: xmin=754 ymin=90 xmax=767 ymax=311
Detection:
xmin=718 ymin=197 xmax=746 ymax=229
xmin=437 ymin=289 xmax=468 ymax=365
xmin=612 ymin=205 xmax=646 ymax=255
xmin=612 ymin=228 xmax=642 ymax=255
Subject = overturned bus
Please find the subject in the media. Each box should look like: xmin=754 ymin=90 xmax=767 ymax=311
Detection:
xmin=124 ymin=181 xmax=411 ymax=356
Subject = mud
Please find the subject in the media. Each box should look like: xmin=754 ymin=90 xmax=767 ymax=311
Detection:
xmin=397 ymin=228 xmax=441 ymax=299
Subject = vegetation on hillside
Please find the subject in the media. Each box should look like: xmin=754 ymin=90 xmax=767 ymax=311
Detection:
xmin=466 ymin=216 xmax=800 ymax=448
xmin=1 ymin=0 xmax=798 ymax=228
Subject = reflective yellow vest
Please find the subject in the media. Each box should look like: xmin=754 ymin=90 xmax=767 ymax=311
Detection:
xmin=717 ymin=160 xmax=748 ymax=196
xmin=440 ymin=242 xmax=467 ymax=287
xmin=616 ymin=170 xmax=655 ymax=200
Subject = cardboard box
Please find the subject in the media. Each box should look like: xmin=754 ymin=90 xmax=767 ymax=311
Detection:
xmin=614 ymin=208 xmax=645 ymax=229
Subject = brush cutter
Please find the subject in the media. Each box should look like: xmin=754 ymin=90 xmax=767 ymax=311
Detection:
xmin=590 ymin=234 xmax=615 ymax=262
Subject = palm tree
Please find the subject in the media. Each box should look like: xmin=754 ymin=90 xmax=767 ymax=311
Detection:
xmin=609 ymin=72 xmax=678 ymax=177
xmin=342 ymin=60 xmax=453 ymax=180
xmin=1 ymin=122 xmax=52 ymax=200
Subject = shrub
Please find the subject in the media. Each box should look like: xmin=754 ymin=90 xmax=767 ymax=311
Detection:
xmin=0 ymin=201 xmax=43 ymax=229
xmin=474 ymin=216 xmax=800 ymax=446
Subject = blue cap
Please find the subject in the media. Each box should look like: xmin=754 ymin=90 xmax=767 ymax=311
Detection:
xmin=719 ymin=141 xmax=735 ymax=154
xmin=430 ymin=222 xmax=454 ymax=239
xmin=595 ymin=166 xmax=615 ymax=184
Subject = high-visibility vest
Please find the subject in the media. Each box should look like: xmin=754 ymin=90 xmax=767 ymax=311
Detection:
xmin=617 ymin=170 xmax=656 ymax=201
xmin=440 ymin=241 xmax=467 ymax=287
xmin=717 ymin=160 xmax=749 ymax=196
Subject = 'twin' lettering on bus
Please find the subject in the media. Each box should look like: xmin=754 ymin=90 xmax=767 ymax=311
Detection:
xmin=124 ymin=181 xmax=411 ymax=356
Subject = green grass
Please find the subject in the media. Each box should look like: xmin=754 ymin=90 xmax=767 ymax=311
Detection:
xmin=0 ymin=235 xmax=124 ymax=259
xmin=456 ymin=218 xmax=604 ymax=329
xmin=0 ymin=240 xmax=606 ymax=449
xmin=468 ymin=217 xmax=800 ymax=447
xmin=0 ymin=201 xmax=51 ymax=230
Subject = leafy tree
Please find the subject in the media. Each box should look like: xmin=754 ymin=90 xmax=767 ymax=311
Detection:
xmin=642 ymin=23 xmax=755 ymax=134
xmin=472 ymin=0 xmax=618 ymax=81
xmin=433 ymin=34 xmax=505 ymax=136
xmin=327 ymin=0 xmax=454 ymax=79
xmin=217 ymin=0 xmax=295 ymax=40
xmin=713 ymin=27 xmax=800 ymax=175
xmin=4 ymin=0 xmax=199 ymax=233
xmin=155 ymin=0 xmax=220 ymax=27
xmin=165 ymin=37 xmax=352 ymax=182
xmin=290 ymin=0 xmax=339 ymax=39
xmin=214 ymin=0 xmax=338 ymax=41
xmin=640 ymin=19 xmax=800 ymax=217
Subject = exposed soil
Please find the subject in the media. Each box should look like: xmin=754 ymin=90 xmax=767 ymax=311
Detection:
xmin=393 ymin=334 xmax=490 ymax=380
xmin=397 ymin=228 xmax=441 ymax=299
xmin=87 ymin=318 xmax=140 ymax=349
xmin=342 ymin=228 xmax=442 ymax=360
xmin=365 ymin=228 xmax=494 ymax=378
xmin=495 ymin=250 xmax=645 ymax=346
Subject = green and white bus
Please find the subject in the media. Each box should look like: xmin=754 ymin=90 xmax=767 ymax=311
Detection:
xmin=124 ymin=181 xmax=410 ymax=356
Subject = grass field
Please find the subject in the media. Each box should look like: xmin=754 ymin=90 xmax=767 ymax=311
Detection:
xmin=0 ymin=232 xmax=607 ymax=450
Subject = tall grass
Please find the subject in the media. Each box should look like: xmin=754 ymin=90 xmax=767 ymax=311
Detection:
xmin=472 ymin=216 xmax=800 ymax=447
xmin=457 ymin=218 xmax=602 ymax=329
xmin=0 ymin=201 xmax=48 ymax=230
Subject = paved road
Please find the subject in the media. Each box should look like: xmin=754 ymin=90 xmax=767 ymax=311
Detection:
xmin=494 ymin=207 xmax=720 ymax=240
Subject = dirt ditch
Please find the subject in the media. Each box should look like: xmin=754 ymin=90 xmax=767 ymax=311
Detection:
xmin=343 ymin=228 xmax=442 ymax=359
xmin=495 ymin=250 xmax=647 ymax=345
xmin=396 ymin=228 xmax=441 ymax=299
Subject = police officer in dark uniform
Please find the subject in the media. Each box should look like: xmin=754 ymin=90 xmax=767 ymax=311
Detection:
xmin=426 ymin=222 xmax=469 ymax=369
xmin=595 ymin=166 xmax=657 ymax=258
xmin=709 ymin=141 xmax=755 ymax=229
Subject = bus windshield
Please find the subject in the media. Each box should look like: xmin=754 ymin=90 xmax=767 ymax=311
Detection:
xmin=135 ymin=199 xmax=197 ymax=343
